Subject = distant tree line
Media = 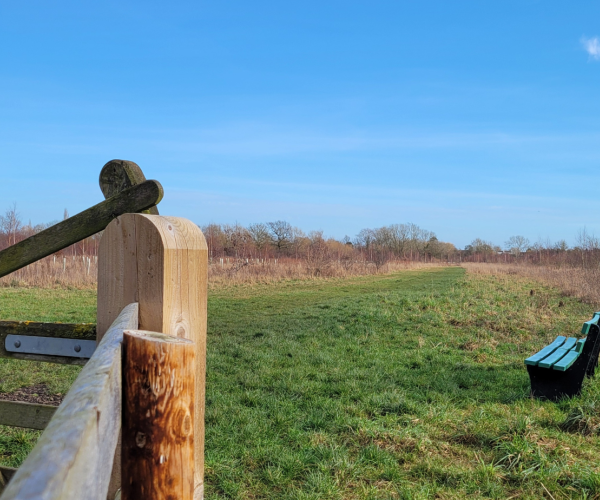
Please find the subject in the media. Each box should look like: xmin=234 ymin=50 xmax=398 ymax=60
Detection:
xmin=462 ymin=230 xmax=600 ymax=268
xmin=7 ymin=199 xmax=596 ymax=271
xmin=0 ymin=203 xmax=458 ymax=269
xmin=201 ymin=221 xmax=457 ymax=268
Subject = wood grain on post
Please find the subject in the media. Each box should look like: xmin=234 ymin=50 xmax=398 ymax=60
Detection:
xmin=0 ymin=303 xmax=138 ymax=500
xmin=122 ymin=330 xmax=195 ymax=500
xmin=98 ymin=214 xmax=207 ymax=500
xmin=0 ymin=180 xmax=163 ymax=279
xmin=99 ymin=160 xmax=159 ymax=215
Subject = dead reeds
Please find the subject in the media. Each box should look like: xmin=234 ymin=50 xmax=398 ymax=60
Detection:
xmin=0 ymin=254 xmax=97 ymax=289
xmin=464 ymin=262 xmax=600 ymax=307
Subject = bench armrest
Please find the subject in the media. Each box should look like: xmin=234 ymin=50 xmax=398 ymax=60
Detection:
xmin=581 ymin=312 xmax=600 ymax=335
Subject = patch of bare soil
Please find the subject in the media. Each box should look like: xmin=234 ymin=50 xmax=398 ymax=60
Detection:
xmin=0 ymin=384 xmax=63 ymax=406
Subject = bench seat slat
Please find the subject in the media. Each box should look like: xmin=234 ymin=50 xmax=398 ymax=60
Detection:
xmin=538 ymin=348 xmax=570 ymax=368
xmin=525 ymin=336 xmax=566 ymax=366
xmin=538 ymin=337 xmax=578 ymax=368
xmin=553 ymin=350 xmax=580 ymax=371
xmin=575 ymin=338 xmax=586 ymax=353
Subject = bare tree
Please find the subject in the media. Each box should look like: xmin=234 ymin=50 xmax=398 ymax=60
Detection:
xmin=576 ymin=227 xmax=599 ymax=251
xmin=465 ymin=238 xmax=496 ymax=256
xmin=302 ymin=231 xmax=327 ymax=276
xmin=267 ymin=220 xmax=293 ymax=253
xmin=0 ymin=203 xmax=22 ymax=246
xmin=289 ymin=226 xmax=307 ymax=259
xmin=505 ymin=235 xmax=530 ymax=255
xmin=248 ymin=223 xmax=271 ymax=258
xmin=554 ymin=240 xmax=569 ymax=252
xmin=202 ymin=224 xmax=227 ymax=259
xmin=222 ymin=223 xmax=251 ymax=257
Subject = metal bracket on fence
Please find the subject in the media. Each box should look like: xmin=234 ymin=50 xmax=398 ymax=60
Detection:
xmin=5 ymin=335 xmax=97 ymax=359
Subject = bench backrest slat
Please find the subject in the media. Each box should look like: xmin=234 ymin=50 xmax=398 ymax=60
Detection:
xmin=582 ymin=312 xmax=600 ymax=335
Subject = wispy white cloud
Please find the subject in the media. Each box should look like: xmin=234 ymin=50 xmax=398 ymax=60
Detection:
xmin=581 ymin=36 xmax=600 ymax=60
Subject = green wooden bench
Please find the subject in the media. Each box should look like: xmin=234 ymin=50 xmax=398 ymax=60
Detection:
xmin=525 ymin=312 xmax=600 ymax=400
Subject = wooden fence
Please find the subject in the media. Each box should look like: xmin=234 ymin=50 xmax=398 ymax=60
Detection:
xmin=0 ymin=161 xmax=207 ymax=499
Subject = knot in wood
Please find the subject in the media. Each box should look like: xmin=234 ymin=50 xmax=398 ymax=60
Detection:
xmin=135 ymin=431 xmax=147 ymax=448
xmin=170 ymin=406 xmax=193 ymax=441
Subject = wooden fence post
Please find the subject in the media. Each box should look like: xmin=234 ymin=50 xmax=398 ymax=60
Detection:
xmin=122 ymin=330 xmax=195 ymax=500
xmin=98 ymin=214 xmax=208 ymax=500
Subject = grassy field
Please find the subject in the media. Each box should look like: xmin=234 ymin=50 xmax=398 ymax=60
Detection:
xmin=1 ymin=268 xmax=600 ymax=498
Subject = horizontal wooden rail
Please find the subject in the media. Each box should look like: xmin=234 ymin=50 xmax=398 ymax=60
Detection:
xmin=0 ymin=401 xmax=56 ymax=430
xmin=0 ymin=180 xmax=163 ymax=279
xmin=0 ymin=303 xmax=138 ymax=500
xmin=0 ymin=322 xmax=96 ymax=365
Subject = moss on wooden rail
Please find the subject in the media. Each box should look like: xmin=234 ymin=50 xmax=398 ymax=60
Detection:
xmin=0 ymin=180 xmax=163 ymax=279
xmin=0 ymin=321 xmax=95 ymax=340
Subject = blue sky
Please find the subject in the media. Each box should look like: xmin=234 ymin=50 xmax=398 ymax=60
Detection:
xmin=1 ymin=1 xmax=599 ymax=248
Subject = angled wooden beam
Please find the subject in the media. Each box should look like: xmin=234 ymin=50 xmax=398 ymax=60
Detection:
xmin=99 ymin=160 xmax=159 ymax=215
xmin=0 ymin=180 xmax=163 ymax=279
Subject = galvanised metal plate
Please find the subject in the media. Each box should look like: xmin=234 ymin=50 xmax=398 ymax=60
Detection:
xmin=5 ymin=335 xmax=96 ymax=359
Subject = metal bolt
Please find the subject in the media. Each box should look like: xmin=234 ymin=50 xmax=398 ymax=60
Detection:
xmin=13 ymin=340 xmax=21 ymax=348
xmin=74 ymin=345 xmax=81 ymax=353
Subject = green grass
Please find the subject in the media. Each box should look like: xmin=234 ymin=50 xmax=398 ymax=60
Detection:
xmin=2 ymin=268 xmax=600 ymax=498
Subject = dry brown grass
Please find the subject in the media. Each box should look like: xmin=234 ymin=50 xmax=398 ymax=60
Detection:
xmin=0 ymin=255 xmax=97 ymax=289
xmin=0 ymin=255 xmax=451 ymax=290
xmin=206 ymin=258 xmax=450 ymax=288
xmin=463 ymin=262 xmax=600 ymax=308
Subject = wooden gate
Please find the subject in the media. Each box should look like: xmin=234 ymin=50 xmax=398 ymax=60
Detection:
xmin=0 ymin=161 xmax=207 ymax=499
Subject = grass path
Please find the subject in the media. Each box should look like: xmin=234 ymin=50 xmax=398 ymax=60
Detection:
xmin=1 ymin=268 xmax=600 ymax=498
